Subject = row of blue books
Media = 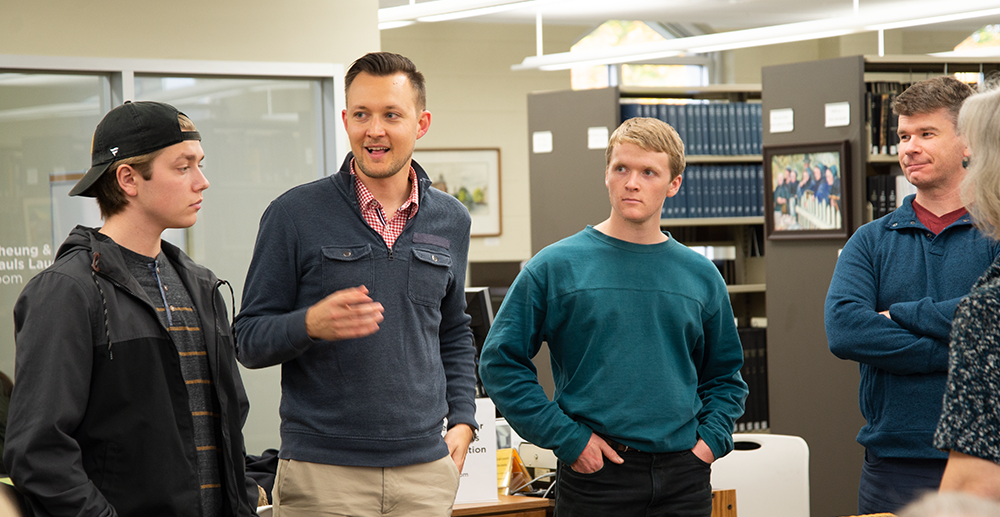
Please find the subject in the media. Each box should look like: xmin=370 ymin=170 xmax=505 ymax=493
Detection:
xmin=660 ymin=164 xmax=765 ymax=219
xmin=621 ymin=101 xmax=763 ymax=156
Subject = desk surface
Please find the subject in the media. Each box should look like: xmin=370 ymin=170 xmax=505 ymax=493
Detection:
xmin=453 ymin=495 xmax=553 ymax=516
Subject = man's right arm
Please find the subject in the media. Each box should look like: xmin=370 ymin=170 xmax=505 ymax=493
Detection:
xmin=824 ymin=230 xmax=949 ymax=375
xmin=477 ymin=269 xmax=593 ymax=465
xmin=4 ymin=273 xmax=115 ymax=517
xmin=234 ymin=202 xmax=383 ymax=369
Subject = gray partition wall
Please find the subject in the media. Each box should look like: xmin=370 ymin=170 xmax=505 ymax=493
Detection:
xmin=527 ymin=87 xmax=619 ymax=255
xmin=762 ymin=56 xmax=868 ymax=517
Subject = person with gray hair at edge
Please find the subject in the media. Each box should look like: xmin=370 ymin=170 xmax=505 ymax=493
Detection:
xmin=826 ymin=76 xmax=1000 ymax=514
xmin=898 ymin=492 xmax=1000 ymax=517
xmin=4 ymin=100 xmax=260 ymax=517
xmin=234 ymin=52 xmax=478 ymax=517
xmin=933 ymin=84 xmax=1000 ymax=503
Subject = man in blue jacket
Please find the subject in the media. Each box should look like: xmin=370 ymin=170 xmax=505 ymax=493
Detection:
xmin=826 ymin=76 xmax=1000 ymax=514
xmin=235 ymin=52 xmax=478 ymax=517
xmin=480 ymin=117 xmax=747 ymax=517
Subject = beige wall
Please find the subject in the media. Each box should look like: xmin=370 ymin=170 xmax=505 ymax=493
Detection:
xmin=1 ymin=0 xmax=379 ymax=63
xmin=382 ymin=22 xmax=590 ymax=263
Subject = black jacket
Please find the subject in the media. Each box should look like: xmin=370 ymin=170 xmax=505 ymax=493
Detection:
xmin=4 ymin=226 xmax=257 ymax=517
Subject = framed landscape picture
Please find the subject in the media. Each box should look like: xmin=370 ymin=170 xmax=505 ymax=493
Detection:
xmin=414 ymin=148 xmax=501 ymax=237
xmin=764 ymin=141 xmax=850 ymax=240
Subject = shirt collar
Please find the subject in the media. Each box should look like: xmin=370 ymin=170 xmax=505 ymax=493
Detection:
xmin=350 ymin=158 xmax=420 ymax=217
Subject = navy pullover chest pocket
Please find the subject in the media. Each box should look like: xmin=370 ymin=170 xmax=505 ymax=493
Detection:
xmin=322 ymin=244 xmax=374 ymax=294
xmin=408 ymin=248 xmax=452 ymax=307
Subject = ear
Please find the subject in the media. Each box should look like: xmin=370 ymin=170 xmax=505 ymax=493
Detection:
xmin=116 ymin=164 xmax=140 ymax=198
xmin=665 ymin=174 xmax=683 ymax=198
xmin=416 ymin=110 xmax=431 ymax=140
xmin=342 ymin=109 xmax=349 ymax=130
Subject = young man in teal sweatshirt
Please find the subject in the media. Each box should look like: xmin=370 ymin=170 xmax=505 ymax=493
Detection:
xmin=480 ymin=117 xmax=747 ymax=517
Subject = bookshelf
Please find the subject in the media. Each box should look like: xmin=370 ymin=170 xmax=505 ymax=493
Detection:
xmin=862 ymin=56 xmax=1000 ymax=222
xmin=759 ymin=55 xmax=1000 ymax=517
xmin=526 ymin=84 xmax=769 ymax=430
xmin=527 ymin=84 xmax=766 ymax=295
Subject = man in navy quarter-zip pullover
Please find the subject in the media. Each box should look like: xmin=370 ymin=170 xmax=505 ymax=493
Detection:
xmin=235 ymin=52 xmax=478 ymax=517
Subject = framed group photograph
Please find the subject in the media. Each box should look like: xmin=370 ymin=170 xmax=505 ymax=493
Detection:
xmin=413 ymin=148 xmax=502 ymax=237
xmin=764 ymin=141 xmax=850 ymax=240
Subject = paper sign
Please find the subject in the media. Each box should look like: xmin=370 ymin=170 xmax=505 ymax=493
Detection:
xmin=532 ymin=131 xmax=553 ymax=154
xmin=587 ymin=126 xmax=609 ymax=150
xmin=825 ymin=102 xmax=850 ymax=127
xmin=454 ymin=398 xmax=499 ymax=504
xmin=769 ymin=108 xmax=794 ymax=133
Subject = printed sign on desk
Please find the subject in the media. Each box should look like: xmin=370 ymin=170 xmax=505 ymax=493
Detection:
xmin=454 ymin=397 xmax=499 ymax=504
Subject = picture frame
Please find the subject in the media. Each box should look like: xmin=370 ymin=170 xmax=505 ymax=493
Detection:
xmin=414 ymin=148 xmax=501 ymax=237
xmin=764 ymin=141 xmax=850 ymax=240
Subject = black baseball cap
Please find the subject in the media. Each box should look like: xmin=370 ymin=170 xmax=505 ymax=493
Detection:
xmin=70 ymin=100 xmax=201 ymax=197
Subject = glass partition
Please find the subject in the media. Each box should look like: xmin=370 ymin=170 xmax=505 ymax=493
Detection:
xmin=0 ymin=72 xmax=108 ymax=379
xmin=135 ymin=75 xmax=324 ymax=452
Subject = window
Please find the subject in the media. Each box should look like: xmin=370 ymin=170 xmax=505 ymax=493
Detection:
xmin=571 ymin=20 xmax=707 ymax=90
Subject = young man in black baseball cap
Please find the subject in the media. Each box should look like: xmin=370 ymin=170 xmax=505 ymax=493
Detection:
xmin=4 ymin=101 xmax=261 ymax=517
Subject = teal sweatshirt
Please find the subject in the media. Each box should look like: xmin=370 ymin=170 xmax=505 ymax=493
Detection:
xmin=480 ymin=227 xmax=747 ymax=464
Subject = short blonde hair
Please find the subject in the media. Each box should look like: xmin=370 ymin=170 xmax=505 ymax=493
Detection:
xmin=606 ymin=117 xmax=686 ymax=180
xmin=959 ymin=87 xmax=1000 ymax=240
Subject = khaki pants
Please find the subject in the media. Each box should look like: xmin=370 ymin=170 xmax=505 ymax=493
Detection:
xmin=272 ymin=455 xmax=461 ymax=517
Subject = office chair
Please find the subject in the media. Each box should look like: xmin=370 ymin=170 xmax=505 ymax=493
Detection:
xmin=710 ymin=433 xmax=810 ymax=517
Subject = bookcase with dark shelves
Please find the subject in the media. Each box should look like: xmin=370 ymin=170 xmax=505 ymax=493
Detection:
xmin=759 ymin=54 xmax=1000 ymax=516
xmin=527 ymin=84 xmax=769 ymax=431
xmin=863 ymin=56 xmax=1000 ymax=221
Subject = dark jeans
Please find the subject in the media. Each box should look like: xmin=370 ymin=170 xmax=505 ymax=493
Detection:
xmin=857 ymin=449 xmax=947 ymax=514
xmin=554 ymin=449 xmax=712 ymax=517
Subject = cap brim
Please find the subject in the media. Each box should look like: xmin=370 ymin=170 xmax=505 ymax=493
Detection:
xmin=69 ymin=161 xmax=112 ymax=197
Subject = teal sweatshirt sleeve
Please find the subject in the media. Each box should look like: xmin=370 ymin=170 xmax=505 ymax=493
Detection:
xmin=695 ymin=284 xmax=749 ymax=460
xmin=479 ymin=268 xmax=593 ymax=464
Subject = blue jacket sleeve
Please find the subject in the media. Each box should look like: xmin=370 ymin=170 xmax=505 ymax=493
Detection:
xmin=695 ymin=291 xmax=748 ymax=460
xmin=888 ymin=296 xmax=963 ymax=341
xmin=478 ymin=269 xmax=592 ymax=465
xmin=4 ymin=272 xmax=117 ymax=517
xmin=825 ymin=230 xmax=950 ymax=375
xmin=234 ymin=200 xmax=318 ymax=369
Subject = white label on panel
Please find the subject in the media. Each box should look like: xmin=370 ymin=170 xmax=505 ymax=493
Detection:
xmin=769 ymin=108 xmax=794 ymax=134
xmin=483 ymin=237 xmax=500 ymax=247
xmin=587 ymin=126 xmax=609 ymax=150
xmin=825 ymin=102 xmax=850 ymax=128
xmin=532 ymin=131 xmax=553 ymax=154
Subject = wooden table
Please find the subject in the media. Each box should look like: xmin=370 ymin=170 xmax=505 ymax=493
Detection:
xmin=453 ymin=495 xmax=553 ymax=517
xmin=452 ymin=489 xmax=736 ymax=517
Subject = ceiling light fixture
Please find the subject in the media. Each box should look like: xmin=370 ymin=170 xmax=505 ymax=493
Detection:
xmin=379 ymin=0 xmax=564 ymax=29
xmin=512 ymin=1 xmax=1000 ymax=71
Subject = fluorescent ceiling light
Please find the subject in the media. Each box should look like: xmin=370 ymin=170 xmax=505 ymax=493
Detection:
xmin=864 ymin=7 xmax=1000 ymax=31
xmin=416 ymin=0 xmax=535 ymax=22
xmin=379 ymin=20 xmax=417 ymax=30
xmin=513 ymin=0 xmax=1000 ymax=71
xmin=380 ymin=0 xmax=553 ymax=24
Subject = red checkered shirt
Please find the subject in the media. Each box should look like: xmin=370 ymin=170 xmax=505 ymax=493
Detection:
xmin=351 ymin=159 xmax=420 ymax=249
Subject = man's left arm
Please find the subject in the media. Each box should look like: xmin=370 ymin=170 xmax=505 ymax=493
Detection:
xmin=885 ymin=296 xmax=966 ymax=341
xmin=436 ymin=221 xmax=478 ymax=472
xmin=695 ymin=296 xmax=749 ymax=461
